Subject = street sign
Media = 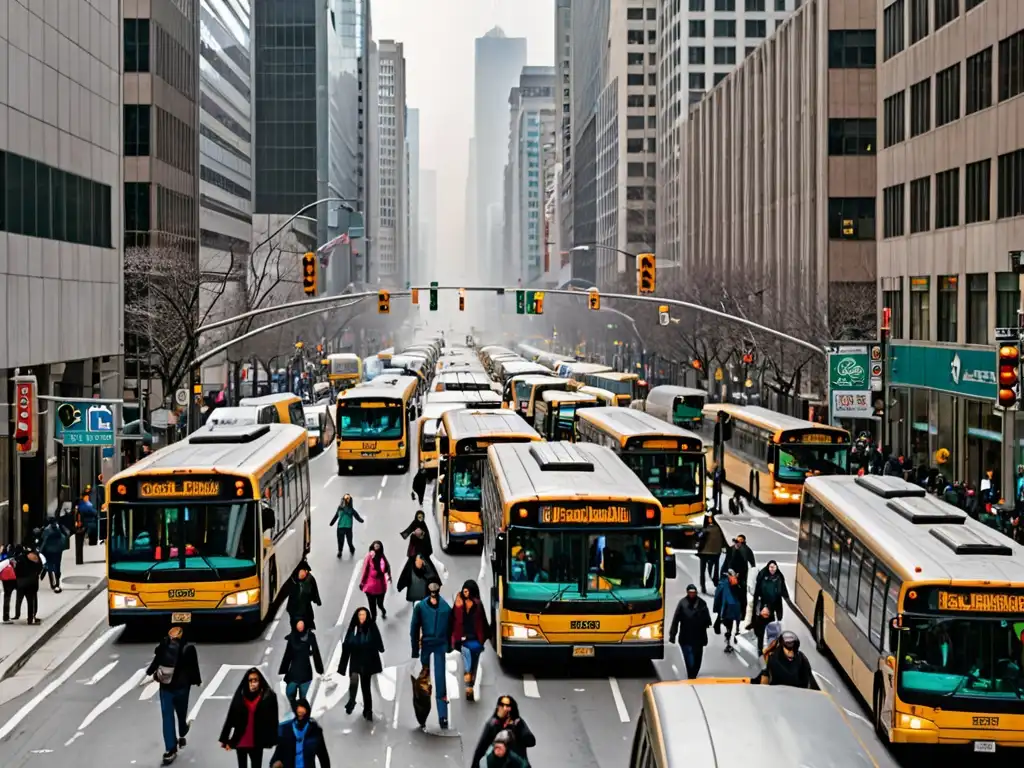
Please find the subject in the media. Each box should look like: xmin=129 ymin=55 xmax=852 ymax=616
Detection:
xmin=55 ymin=399 xmax=115 ymax=446
xmin=828 ymin=344 xmax=873 ymax=419
xmin=175 ymin=389 xmax=189 ymax=407
xmin=995 ymin=326 xmax=1019 ymax=342
xmin=348 ymin=226 xmax=365 ymax=239
xmin=14 ymin=376 xmax=38 ymax=457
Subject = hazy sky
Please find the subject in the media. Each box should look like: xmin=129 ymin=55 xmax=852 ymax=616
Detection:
xmin=373 ymin=0 xmax=554 ymax=268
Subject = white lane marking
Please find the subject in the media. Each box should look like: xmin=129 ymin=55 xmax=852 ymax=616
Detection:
xmin=381 ymin=476 xmax=388 ymax=488
xmin=378 ymin=666 xmax=397 ymax=701
xmin=734 ymin=634 xmax=760 ymax=663
xmin=431 ymin=555 xmax=450 ymax=582
xmin=139 ymin=681 xmax=159 ymax=701
xmin=264 ymin=619 xmax=280 ymax=641
xmin=187 ymin=663 xmax=236 ymax=723
xmin=391 ymin=683 xmax=401 ymax=729
xmin=478 ymin=548 xmax=487 ymax=583
xmin=473 ymin=657 xmax=483 ymax=701
xmin=608 ymin=678 xmax=630 ymax=723
xmin=78 ymin=667 xmax=147 ymax=729
xmin=843 ymin=707 xmax=871 ymax=724
xmin=813 ymin=669 xmax=836 ymax=689
xmin=264 ymin=646 xmax=273 ymax=657
xmin=311 ymin=564 xmax=363 ymax=717
xmin=336 ymin=558 xmax=362 ymax=626
xmin=522 ymin=674 xmax=539 ymax=698
xmin=446 ymin=651 xmax=460 ymax=702
xmin=377 ymin=490 xmax=382 ymax=500
xmin=64 ymin=732 xmax=84 ymax=747
xmin=81 ymin=660 xmax=118 ymax=685
xmin=0 ymin=626 xmax=120 ymax=740
xmin=325 ymin=476 xmax=339 ymax=488
xmin=385 ymin=745 xmax=393 ymax=768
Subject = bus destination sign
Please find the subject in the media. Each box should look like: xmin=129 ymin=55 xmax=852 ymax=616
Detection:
xmin=540 ymin=504 xmax=632 ymax=525
xmin=938 ymin=591 xmax=1024 ymax=614
xmin=139 ymin=479 xmax=222 ymax=499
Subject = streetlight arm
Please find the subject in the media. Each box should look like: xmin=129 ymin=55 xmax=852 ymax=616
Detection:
xmin=250 ymin=197 xmax=359 ymax=256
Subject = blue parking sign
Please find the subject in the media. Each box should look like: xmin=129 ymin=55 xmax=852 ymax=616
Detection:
xmin=55 ymin=400 xmax=115 ymax=447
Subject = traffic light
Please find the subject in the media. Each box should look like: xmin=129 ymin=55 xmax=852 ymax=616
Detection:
xmin=533 ymin=291 xmax=545 ymax=314
xmin=516 ymin=290 xmax=526 ymax=315
xmin=377 ymin=289 xmax=390 ymax=314
xmin=998 ymin=342 xmax=1021 ymax=409
xmin=588 ymin=289 xmax=600 ymax=311
xmin=302 ymin=252 xmax=318 ymax=295
xmin=411 ymin=288 xmax=420 ymax=305
xmin=637 ymin=253 xmax=656 ymax=294
xmin=429 ymin=281 xmax=438 ymax=311
xmin=658 ymin=305 xmax=669 ymax=326
xmin=459 ymin=288 xmax=466 ymax=312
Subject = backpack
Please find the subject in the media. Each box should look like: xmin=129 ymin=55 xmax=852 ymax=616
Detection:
xmin=154 ymin=640 xmax=182 ymax=685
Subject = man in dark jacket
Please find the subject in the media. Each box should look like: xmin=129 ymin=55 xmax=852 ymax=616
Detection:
xmin=711 ymin=466 xmax=726 ymax=512
xmin=751 ymin=631 xmax=813 ymax=688
xmin=219 ymin=667 xmax=279 ymax=768
xmin=695 ymin=515 xmax=726 ymax=593
xmin=411 ymin=470 xmax=428 ymax=506
xmin=279 ymin=619 xmax=324 ymax=712
xmin=145 ymin=626 xmax=202 ymax=765
xmin=410 ymin=581 xmax=453 ymax=729
xmin=270 ymin=699 xmax=330 ymax=768
xmin=329 ymin=495 xmax=364 ymax=558
xmin=668 ymin=584 xmax=712 ymax=679
xmin=38 ymin=517 xmax=70 ymax=592
xmin=13 ymin=548 xmax=43 ymax=624
xmin=723 ymin=534 xmax=756 ymax=616
xmin=286 ymin=565 xmax=322 ymax=629
xmin=470 ymin=694 xmax=537 ymax=767
xmin=751 ymin=560 xmax=789 ymax=622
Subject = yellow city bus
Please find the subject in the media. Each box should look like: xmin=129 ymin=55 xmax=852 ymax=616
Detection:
xmin=577 ymin=408 xmax=705 ymax=548
xmin=105 ymin=423 xmax=311 ymax=630
xmin=238 ymin=393 xmax=306 ymax=427
xmin=583 ymin=371 xmax=642 ymax=406
xmin=326 ymin=353 xmax=363 ymax=391
xmin=702 ymin=403 xmax=850 ymax=509
xmin=532 ymin=390 xmax=598 ymax=441
xmin=503 ymin=374 xmax=576 ymax=419
xmin=302 ymin=404 xmax=336 ymax=455
xmin=415 ymin=402 xmax=466 ymax=474
xmin=434 ymin=409 xmax=542 ymax=552
xmin=795 ymin=474 xmax=1024 ymax=751
xmin=481 ymin=441 xmax=676 ymax=664
xmin=336 ymin=375 xmax=419 ymax=474
xmin=426 ymin=390 xmax=503 ymax=409
xmin=579 ymin=386 xmax=618 ymax=407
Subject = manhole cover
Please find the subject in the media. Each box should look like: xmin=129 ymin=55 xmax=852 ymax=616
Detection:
xmin=61 ymin=576 xmax=100 ymax=588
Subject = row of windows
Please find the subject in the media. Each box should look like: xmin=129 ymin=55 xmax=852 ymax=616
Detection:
xmin=885 ymin=0 xmax=988 ymax=61
xmin=828 ymin=30 xmax=876 ymax=69
xmin=0 ymin=151 xmax=112 ymax=247
xmin=684 ymin=0 xmax=789 ymax=9
xmin=883 ymin=272 xmax=1019 ymax=343
xmin=687 ymin=19 xmax=767 ymax=38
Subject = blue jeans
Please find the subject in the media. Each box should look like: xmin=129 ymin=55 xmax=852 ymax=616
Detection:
xmin=420 ymin=646 xmax=448 ymax=721
xmin=460 ymin=640 xmax=483 ymax=683
xmin=158 ymin=686 xmax=190 ymax=753
xmin=286 ymin=680 xmax=311 ymax=712
xmin=680 ymin=645 xmax=704 ymax=679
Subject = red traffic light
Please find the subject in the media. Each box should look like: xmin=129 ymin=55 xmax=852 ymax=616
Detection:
xmin=998 ymin=345 xmax=1020 ymax=408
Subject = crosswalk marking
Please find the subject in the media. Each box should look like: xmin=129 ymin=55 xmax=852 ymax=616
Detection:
xmin=80 ymin=660 xmax=118 ymax=686
xmin=522 ymin=674 xmax=540 ymax=698
xmin=187 ymin=664 xmax=244 ymax=723
xmin=609 ymin=678 xmax=630 ymax=723
xmin=78 ymin=668 xmax=147 ymax=730
xmin=140 ymin=681 xmax=159 ymax=701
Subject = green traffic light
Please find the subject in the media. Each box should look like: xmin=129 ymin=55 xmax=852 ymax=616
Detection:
xmin=429 ymin=280 xmax=438 ymax=311
xmin=516 ymin=290 xmax=525 ymax=315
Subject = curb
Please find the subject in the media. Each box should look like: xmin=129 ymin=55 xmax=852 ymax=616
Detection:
xmin=0 ymin=576 xmax=108 ymax=681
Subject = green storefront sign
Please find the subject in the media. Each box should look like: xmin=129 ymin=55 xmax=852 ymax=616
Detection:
xmin=889 ymin=344 xmax=997 ymax=400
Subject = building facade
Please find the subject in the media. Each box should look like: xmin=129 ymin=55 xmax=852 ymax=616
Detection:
xmin=376 ymin=40 xmax=407 ymax=287
xmin=406 ymin=107 xmax=420 ymax=285
xmin=474 ymin=28 xmax=527 ymax=284
xmin=555 ymin=0 xmax=574 ymax=258
xmin=1 ymin=0 xmax=123 ymax=538
xmin=419 ymin=168 xmax=438 ymax=280
xmin=657 ymin=0 xmax=799 ymax=266
xmin=877 ymin=0 xmax=1024 ymax=493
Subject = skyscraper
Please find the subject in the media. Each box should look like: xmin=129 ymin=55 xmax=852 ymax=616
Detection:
xmin=376 ymin=40 xmax=408 ymax=287
xmin=406 ymin=108 xmax=421 ymax=285
xmin=474 ymin=28 xmax=527 ymax=283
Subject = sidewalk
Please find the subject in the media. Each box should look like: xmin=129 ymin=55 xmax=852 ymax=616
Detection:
xmin=0 ymin=543 xmax=107 ymax=681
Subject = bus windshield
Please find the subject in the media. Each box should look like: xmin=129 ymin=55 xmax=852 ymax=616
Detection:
xmin=776 ymin=443 xmax=848 ymax=481
xmin=451 ymin=456 xmax=483 ymax=503
xmin=338 ymin=405 xmax=403 ymax=439
xmin=897 ymin=616 xmax=1024 ymax=708
xmin=506 ymin=528 xmax=661 ymax=602
xmin=672 ymin=398 xmax=704 ymax=425
xmin=331 ymin=359 xmax=360 ymax=376
xmin=514 ymin=381 xmax=534 ymax=407
xmin=621 ymin=452 xmax=703 ymax=501
xmin=108 ymin=503 xmax=258 ymax=579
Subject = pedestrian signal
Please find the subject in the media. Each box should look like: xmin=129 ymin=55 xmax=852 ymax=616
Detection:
xmin=411 ymin=288 xmax=420 ymax=305
xmin=637 ymin=253 xmax=656 ymax=294
xmin=459 ymin=288 xmax=466 ymax=312
xmin=516 ymin=290 xmax=526 ymax=315
xmin=588 ymin=289 xmax=600 ymax=311
xmin=998 ymin=343 xmax=1021 ymax=410
xmin=377 ymin=290 xmax=390 ymax=314
xmin=302 ymin=252 xmax=318 ymax=295
xmin=429 ymin=281 xmax=439 ymax=311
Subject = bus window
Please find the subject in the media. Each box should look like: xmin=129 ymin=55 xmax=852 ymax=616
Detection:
xmin=288 ymin=401 xmax=305 ymax=427
xmin=620 ymin=452 xmax=702 ymax=503
xmin=339 ymin=407 xmax=403 ymax=439
xmin=776 ymin=442 xmax=848 ymax=480
xmin=453 ymin=459 xmax=483 ymax=502
xmin=586 ymin=532 xmax=659 ymax=591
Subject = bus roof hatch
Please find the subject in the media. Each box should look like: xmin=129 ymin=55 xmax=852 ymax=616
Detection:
xmin=529 ymin=442 xmax=594 ymax=472
xmin=190 ymin=424 xmax=271 ymax=444
xmin=855 ymin=475 xmax=926 ymax=499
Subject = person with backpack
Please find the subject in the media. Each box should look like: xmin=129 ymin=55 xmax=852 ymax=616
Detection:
xmin=329 ymin=494 xmax=364 ymax=558
xmin=219 ymin=667 xmax=279 ymax=768
xmin=410 ymin=581 xmax=453 ymax=730
xmin=38 ymin=515 xmax=71 ymax=593
xmin=712 ymin=569 xmax=744 ymax=653
xmin=751 ymin=559 xmax=789 ymax=641
xmin=145 ymin=626 xmax=202 ymax=765
xmin=13 ymin=547 xmax=44 ymax=624
xmin=0 ymin=546 xmax=20 ymax=623
xmin=695 ymin=515 xmax=726 ymax=594
xmin=478 ymin=730 xmax=528 ymax=768
xmin=750 ymin=631 xmax=814 ymax=688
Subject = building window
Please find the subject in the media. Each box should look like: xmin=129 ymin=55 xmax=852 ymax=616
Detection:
xmin=909 ymin=78 xmax=931 ymax=137
xmin=935 ymin=168 xmax=959 ymax=229
xmin=828 ymin=198 xmax=876 ymax=240
xmin=966 ymin=274 xmax=988 ymax=345
xmin=689 ymin=47 xmax=706 ymax=65
xmin=124 ymin=181 xmax=151 ymax=245
xmin=828 ymin=30 xmax=876 ymax=68
xmin=965 ymin=47 xmax=993 ymax=115
xmin=828 ymin=119 xmax=876 ymax=155
xmin=689 ymin=72 xmax=706 ymax=89
xmin=124 ymin=19 xmax=150 ymax=73
xmin=627 ymin=139 xmax=644 ymax=153
xmin=996 ymin=272 xmax=1020 ymax=328
xmin=965 ymin=159 xmax=991 ymax=223
xmin=714 ymin=20 xmax=737 ymax=38
xmin=910 ymin=176 xmax=931 ymax=233
xmin=934 ymin=0 xmax=958 ymax=30
xmin=776 ymin=0 xmax=787 ymax=8
xmin=745 ymin=20 xmax=767 ymax=38
xmin=714 ymin=0 xmax=736 ymax=9
xmin=627 ymin=116 xmax=645 ymax=130
xmin=909 ymin=0 xmax=929 ymax=45
xmin=627 ymin=73 xmax=645 ymax=86
xmin=884 ymin=279 xmax=905 ymax=339
xmin=124 ymin=105 xmax=151 ymax=157
xmin=713 ymin=72 xmax=728 ymax=85
xmin=690 ymin=20 xmax=706 ymax=37
xmin=998 ymin=30 xmax=1024 ymax=102
xmin=628 ymin=53 xmax=644 ymax=66
xmin=884 ymin=0 xmax=906 ymax=61
xmin=646 ymin=7 xmax=656 ymax=19
xmin=714 ymin=47 xmax=737 ymax=65
xmin=883 ymin=91 xmax=905 ymax=146
xmin=883 ymin=184 xmax=905 ymax=238
xmin=965 ymin=0 xmax=985 ymax=9
xmin=745 ymin=0 xmax=766 ymax=9
xmin=690 ymin=0 xmax=706 ymax=9
xmin=627 ymin=7 xmax=643 ymax=19
xmin=910 ymin=276 xmax=930 ymax=341
xmin=997 ymin=148 xmax=1024 ymax=219
xmin=935 ymin=64 xmax=960 ymax=127
xmin=937 ymin=276 xmax=959 ymax=343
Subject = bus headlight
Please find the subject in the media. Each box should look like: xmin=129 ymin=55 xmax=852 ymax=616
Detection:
xmin=110 ymin=592 xmax=140 ymax=609
xmin=222 ymin=588 xmax=260 ymax=607
xmin=624 ymin=622 xmax=663 ymax=641
xmin=502 ymin=623 xmax=541 ymax=640
xmin=452 ymin=521 xmax=468 ymax=533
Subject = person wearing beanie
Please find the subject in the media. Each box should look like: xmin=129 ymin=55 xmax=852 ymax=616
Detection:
xmin=668 ymin=583 xmax=712 ymax=679
xmin=269 ymin=698 xmax=330 ymax=768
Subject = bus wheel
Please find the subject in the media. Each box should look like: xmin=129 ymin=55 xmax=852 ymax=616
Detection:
xmin=873 ymin=681 xmax=887 ymax=741
xmin=268 ymin=557 xmax=278 ymax=604
xmin=813 ymin=600 xmax=826 ymax=653
xmin=439 ymin=515 xmax=452 ymax=553
xmin=337 ymin=461 xmax=345 ymax=476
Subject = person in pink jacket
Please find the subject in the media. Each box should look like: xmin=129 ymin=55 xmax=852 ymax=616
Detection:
xmin=359 ymin=541 xmax=392 ymax=621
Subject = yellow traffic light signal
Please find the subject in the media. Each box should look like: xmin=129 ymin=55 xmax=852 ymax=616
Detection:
xmin=302 ymin=252 xmax=318 ymax=295
xmin=533 ymin=291 xmax=545 ymax=314
xmin=637 ymin=253 xmax=656 ymax=294
xmin=459 ymin=288 xmax=466 ymax=312
xmin=377 ymin=289 xmax=390 ymax=314
xmin=411 ymin=288 xmax=420 ymax=305
xmin=998 ymin=343 xmax=1021 ymax=409
xmin=588 ymin=288 xmax=600 ymax=311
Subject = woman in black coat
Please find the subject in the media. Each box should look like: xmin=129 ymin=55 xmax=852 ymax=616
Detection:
xmin=14 ymin=548 xmax=44 ymax=624
xmin=338 ymin=606 xmax=385 ymax=720
xmin=399 ymin=510 xmax=433 ymax=559
xmin=219 ymin=667 xmax=279 ymax=768
xmin=396 ymin=553 xmax=440 ymax=604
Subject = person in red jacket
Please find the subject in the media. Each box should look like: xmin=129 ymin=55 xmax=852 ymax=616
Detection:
xmin=451 ymin=579 xmax=488 ymax=701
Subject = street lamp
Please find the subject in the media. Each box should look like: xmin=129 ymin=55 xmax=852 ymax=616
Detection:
xmin=251 ymin=198 xmax=359 ymax=257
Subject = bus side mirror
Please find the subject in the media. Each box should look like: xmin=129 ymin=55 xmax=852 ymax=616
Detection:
xmin=664 ymin=549 xmax=677 ymax=579
xmin=494 ymin=532 xmax=507 ymax=571
xmin=438 ymin=436 xmax=449 ymax=455
xmin=888 ymin=621 xmax=903 ymax=654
